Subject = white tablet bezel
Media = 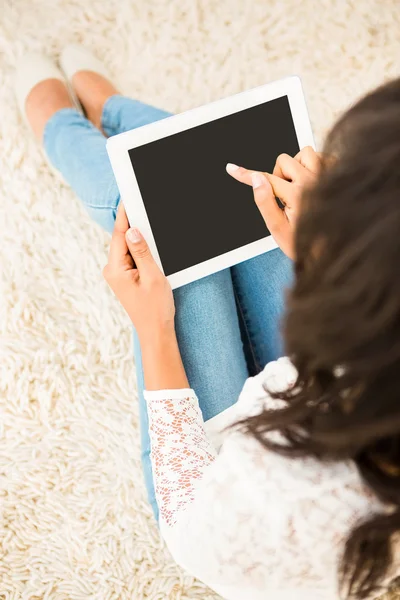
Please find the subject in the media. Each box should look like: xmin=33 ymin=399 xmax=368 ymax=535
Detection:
xmin=106 ymin=76 xmax=314 ymax=289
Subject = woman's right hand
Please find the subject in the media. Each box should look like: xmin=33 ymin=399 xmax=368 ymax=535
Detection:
xmin=226 ymin=146 xmax=321 ymax=259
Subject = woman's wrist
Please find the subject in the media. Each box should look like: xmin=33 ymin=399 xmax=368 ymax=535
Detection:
xmin=139 ymin=326 xmax=190 ymax=391
xmin=138 ymin=323 xmax=177 ymax=354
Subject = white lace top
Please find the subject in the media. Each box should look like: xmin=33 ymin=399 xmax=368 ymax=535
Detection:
xmin=144 ymin=358 xmax=390 ymax=600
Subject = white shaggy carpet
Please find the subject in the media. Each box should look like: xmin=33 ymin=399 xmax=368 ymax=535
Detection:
xmin=0 ymin=1 xmax=399 ymax=598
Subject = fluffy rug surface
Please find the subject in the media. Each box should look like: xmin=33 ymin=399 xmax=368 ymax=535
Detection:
xmin=0 ymin=0 xmax=399 ymax=598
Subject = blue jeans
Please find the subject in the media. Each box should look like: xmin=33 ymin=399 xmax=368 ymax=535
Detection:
xmin=44 ymin=95 xmax=292 ymax=520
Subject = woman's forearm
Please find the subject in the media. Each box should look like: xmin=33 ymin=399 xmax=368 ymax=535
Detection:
xmin=140 ymin=328 xmax=189 ymax=391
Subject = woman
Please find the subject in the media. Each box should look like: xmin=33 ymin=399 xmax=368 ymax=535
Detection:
xmin=16 ymin=47 xmax=400 ymax=599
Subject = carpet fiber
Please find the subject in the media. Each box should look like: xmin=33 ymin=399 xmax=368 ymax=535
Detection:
xmin=0 ymin=1 xmax=399 ymax=598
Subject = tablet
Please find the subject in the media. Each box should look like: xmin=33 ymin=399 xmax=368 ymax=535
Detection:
xmin=107 ymin=76 xmax=314 ymax=289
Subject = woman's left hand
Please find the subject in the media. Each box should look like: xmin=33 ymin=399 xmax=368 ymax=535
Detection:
xmin=103 ymin=203 xmax=175 ymax=343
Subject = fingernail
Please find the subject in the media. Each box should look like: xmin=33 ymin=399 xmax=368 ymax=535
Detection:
xmin=251 ymin=172 xmax=265 ymax=189
xmin=127 ymin=228 xmax=142 ymax=243
xmin=226 ymin=163 xmax=240 ymax=174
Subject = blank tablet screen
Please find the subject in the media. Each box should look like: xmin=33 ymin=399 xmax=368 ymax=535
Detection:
xmin=128 ymin=95 xmax=299 ymax=277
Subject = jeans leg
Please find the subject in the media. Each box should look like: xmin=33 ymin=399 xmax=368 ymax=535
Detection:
xmin=173 ymin=271 xmax=249 ymax=421
xmin=44 ymin=108 xmax=119 ymax=233
xmin=44 ymin=98 xmax=171 ymax=231
xmin=231 ymin=248 xmax=293 ymax=370
xmin=101 ymin=95 xmax=171 ymax=137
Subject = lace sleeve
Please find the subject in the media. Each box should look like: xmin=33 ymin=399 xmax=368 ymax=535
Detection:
xmin=144 ymin=388 xmax=217 ymax=527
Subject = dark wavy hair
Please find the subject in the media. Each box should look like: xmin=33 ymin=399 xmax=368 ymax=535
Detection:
xmin=242 ymin=77 xmax=400 ymax=599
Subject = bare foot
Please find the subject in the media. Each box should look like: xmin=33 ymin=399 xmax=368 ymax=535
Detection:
xmin=71 ymin=71 xmax=118 ymax=131
xmin=25 ymin=79 xmax=73 ymax=140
